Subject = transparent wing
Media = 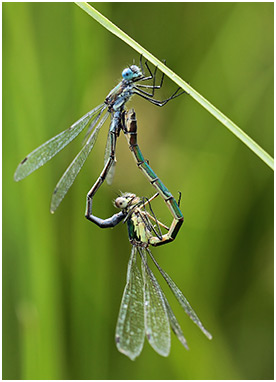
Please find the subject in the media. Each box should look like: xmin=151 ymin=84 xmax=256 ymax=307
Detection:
xmin=158 ymin=280 xmax=189 ymax=350
xmin=115 ymin=246 xmax=145 ymax=361
xmin=50 ymin=111 xmax=109 ymax=213
xmin=82 ymin=104 xmax=108 ymax=145
xmin=103 ymin=132 xmax=116 ymax=185
xmin=139 ymin=247 xmax=171 ymax=357
xmin=14 ymin=104 xmax=106 ymax=181
xmin=163 ymin=298 xmax=189 ymax=350
xmin=147 ymin=249 xmax=212 ymax=340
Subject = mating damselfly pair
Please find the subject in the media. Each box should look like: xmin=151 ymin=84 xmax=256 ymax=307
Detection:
xmin=87 ymin=110 xmax=211 ymax=359
xmin=14 ymin=58 xmax=212 ymax=360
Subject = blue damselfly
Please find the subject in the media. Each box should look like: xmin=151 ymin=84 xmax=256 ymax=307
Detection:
xmin=14 ymin=58 xmax=185 ymax=213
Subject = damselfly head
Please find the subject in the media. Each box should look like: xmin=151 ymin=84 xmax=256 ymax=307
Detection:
xmin=122 ymin=65 xmax=142 ymax=81
xmin=114 ymin=192 xmax=139 ymax=210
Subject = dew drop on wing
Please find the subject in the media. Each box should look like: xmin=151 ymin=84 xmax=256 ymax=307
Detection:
xmin=115 ymin=335 xmax=120 ymax=344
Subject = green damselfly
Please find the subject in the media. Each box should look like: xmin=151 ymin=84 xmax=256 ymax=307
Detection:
xmin=14 ymin=58 xmax=184 ymax=213
xmin=87 ymin=192 xmax=212 ymax=360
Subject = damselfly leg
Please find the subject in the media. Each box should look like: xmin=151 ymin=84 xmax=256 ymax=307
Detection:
xmin=133 ymin=58 xmax=186 ymax=105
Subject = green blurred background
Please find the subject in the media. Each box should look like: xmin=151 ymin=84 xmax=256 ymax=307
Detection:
xmin=3 ymin=2 xmax=273 ymax=380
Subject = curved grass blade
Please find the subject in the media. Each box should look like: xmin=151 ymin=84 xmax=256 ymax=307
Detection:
xmin=139 ymin=247 xmax=171 ymax=357
xmin=115 ymin=247 xmax=145 ymax=361
xmin=147 ymin=249 xmax=212 ymax=340
xmin=14 ymin=104 xmax=105 ymax=181
xmin=50 ymin=111 xmax=109 ymax=213
xmin=75 ymin=2 xmax=274 ymax=171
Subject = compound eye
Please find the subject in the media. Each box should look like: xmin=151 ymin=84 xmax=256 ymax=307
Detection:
xmin=130 ymin=65 xmax=142 ymax=77
xmin=122 ymin=67 xmax=133 ymax=80
xmin=115 ymin=197 xmax=128 ymax=209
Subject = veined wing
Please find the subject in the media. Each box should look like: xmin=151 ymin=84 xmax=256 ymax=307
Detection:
xmin=115 ymin=246 xmax=145 ymax=361
xmin=163 ymin=295 xmax=189 ymax=350
xmin=50 ymin=111 xmax=109 ymax=213
xmin=149 ymin=260 xmax=188 ymax=350
xmin=82 ymin=104 xmax=107 ymax=145
xmin=142 ymin=248 xmax=188 ymax=351
xmin=147 ymin=249 xmax=212 ymax=340
xmin=139 ymin=247 xmax=171 ymax=357
xmin=14 ymin=103 xmax=105 ymax=181
xmin=104 ymin=132 xmax=116 ymax=185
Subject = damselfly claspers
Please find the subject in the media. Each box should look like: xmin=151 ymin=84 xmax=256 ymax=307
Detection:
xmin=87 ymin=192 xmax=212 ymax=360
xmin=14 ymin=58 xmax=185 ymax=213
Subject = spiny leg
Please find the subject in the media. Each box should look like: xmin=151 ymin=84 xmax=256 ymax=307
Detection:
xmin=124 ymin=109 xmax=184 ymax=246
xmin=135 ymin=57 xmax=187 ymax=102
xmin=123 ymin=193 xmax=168 ymax=237
xmin=133 ymin=86 xmax=187 ymax=107
xmin=132 ymin=196 xmax=164 ymax=241
xmin=135 ymin=58 xmax=167 ymax=98
xmin=137 ymin=55 xmax=158 ymax=85
xmin=134 ymin=61 xmax=162 ymax=96
xmin=140 ymin=195 xmax=163 ymax=239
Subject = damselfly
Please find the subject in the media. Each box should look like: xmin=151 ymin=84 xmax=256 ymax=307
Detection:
xmin=86 ymin=108 xmax=184 ymax=245
xmin=14 ymin=58 xmax=185 ymax=213
xmin=87 ymin=192 xmax=212 ymax=360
